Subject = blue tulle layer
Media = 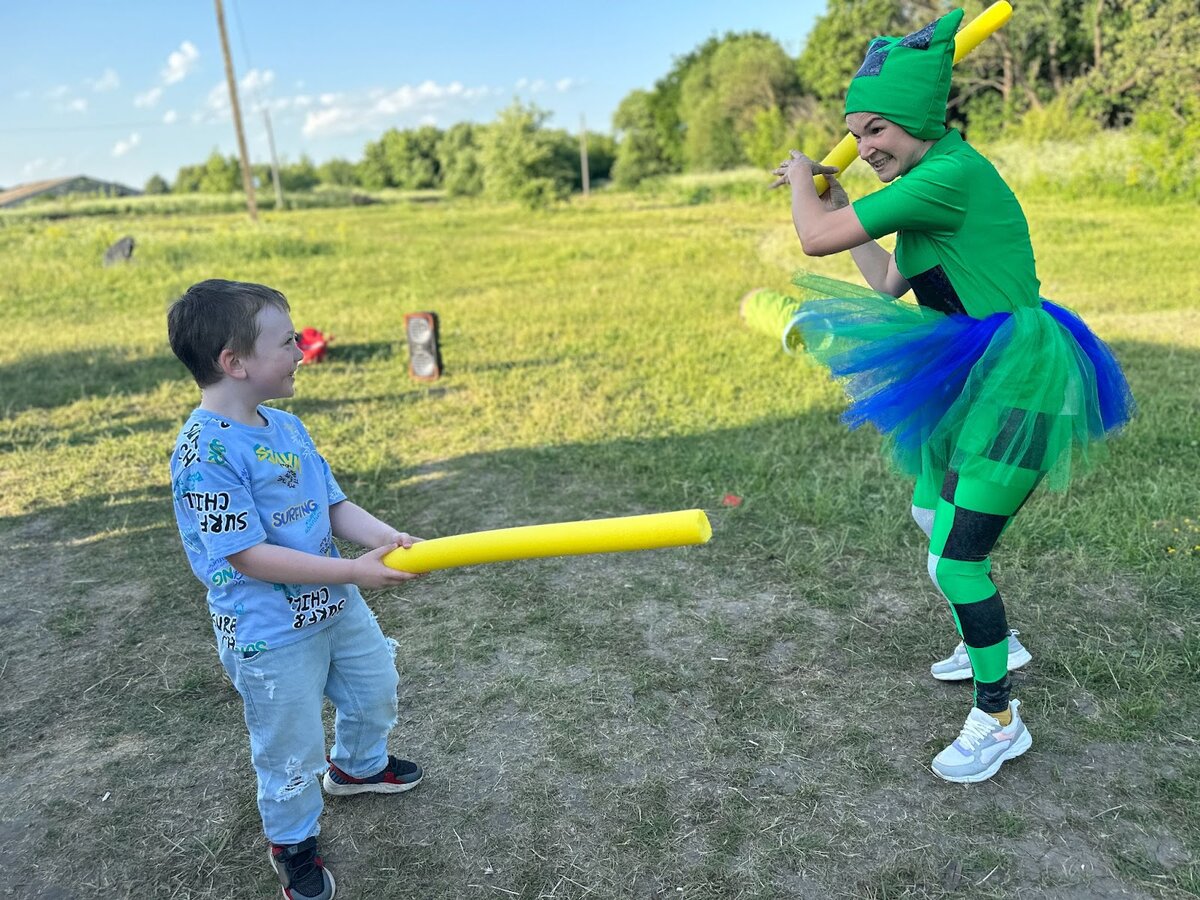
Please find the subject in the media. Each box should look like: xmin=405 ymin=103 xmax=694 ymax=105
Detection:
xmin=785 ymin=285 xmax=1135 ymax=489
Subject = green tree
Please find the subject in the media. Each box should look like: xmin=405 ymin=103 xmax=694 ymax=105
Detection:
xmin=584 ymin=132 xmax=617 ymax=185
xmin=679 ymin=34 xmax=798 ymax=171
xmin=648 ymin=36 xmax=726 ymax=170
xmin=743 ymin=107 xmax=790 ymax=169
xmin=1081 ymin=0 xmax=1200 ymax=125
xmin=437 ymin=122 xmax=484 ymax=196
xmin=796 ymin=0 xmax=913 ymax=102
xmin=280 ymin=155 xmax=320 ymax=192
xmin=198 ymin=151 xmax=241 ymax=193
xmin=952 ymin=0 xmax=1093 ymax=136
xmin=357 ymin=137 xmax=390 ymax=190
xmin=611 ymin=89 xmax=673 ymax=187
xmin=250 ymin=163 xmax=272 ymax=192
xmin=378 ymin=126 xmax=443 ymax=189
xmin=480 ymin=101 xmax=574 ymax=208
xmin=172 ymin=163 xmax=203 ymax=193
xmin=143 ymin=173 xmax=169 ymax=194
xmin=317 ymin=158 xmax=359 ymax=186
xmin=542 ymin=128 xmax=612 ymax=192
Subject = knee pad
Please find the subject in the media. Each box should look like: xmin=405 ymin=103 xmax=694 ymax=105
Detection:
xmin=911 ymin=505 xmax=935 ymax=539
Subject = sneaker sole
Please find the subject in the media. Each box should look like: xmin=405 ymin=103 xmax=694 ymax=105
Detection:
xmin=930 ymin=647 xmax=1033 ymax=682
xmin=932 ymin=727 xmax=1033 ymax=784
xmin=321 ymin=772 xmax=423 ymax=796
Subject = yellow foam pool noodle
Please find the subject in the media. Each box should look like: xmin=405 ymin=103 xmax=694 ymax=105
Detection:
xmin=382 ymin=509 xmax=713 ymax=574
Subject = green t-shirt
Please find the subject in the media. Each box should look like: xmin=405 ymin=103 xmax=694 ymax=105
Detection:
xmin=853 ymin=129 xmax=1041 ymax=318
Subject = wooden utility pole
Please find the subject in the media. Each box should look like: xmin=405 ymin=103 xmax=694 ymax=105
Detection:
xmin=214 ymin=0 xmax=257 ymax=221
xmin=578 ymin=114 xmax=590 ymax=197
xmin=262 ymin=108 xmax=285 ymax=210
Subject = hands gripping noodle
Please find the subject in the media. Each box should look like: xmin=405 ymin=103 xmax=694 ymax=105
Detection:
xmin=382 ymin=509 xmax=713 ymax=574
xmin=811 ymin=1 xmax=1014 ymax=194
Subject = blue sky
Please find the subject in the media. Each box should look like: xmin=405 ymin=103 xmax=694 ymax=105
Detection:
xmin=1 ymin=0 xmax=827 ymax=190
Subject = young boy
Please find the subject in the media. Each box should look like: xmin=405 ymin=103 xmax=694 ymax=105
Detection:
xmin=168 ymin=279 xmax=424 ymax=900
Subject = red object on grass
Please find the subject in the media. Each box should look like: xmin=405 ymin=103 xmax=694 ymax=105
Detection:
xmin=721 ymin=494 xmax=743 ymax=508
xmin=297 ymin=327 xmax=332 ymax=364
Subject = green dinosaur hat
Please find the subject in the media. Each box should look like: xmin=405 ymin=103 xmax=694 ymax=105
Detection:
xmin=843 ymin=8 xmax=964 ymax=140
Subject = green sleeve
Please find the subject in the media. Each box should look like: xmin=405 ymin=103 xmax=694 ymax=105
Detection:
xmin=852 ymin=154 xmax=968 ymax=240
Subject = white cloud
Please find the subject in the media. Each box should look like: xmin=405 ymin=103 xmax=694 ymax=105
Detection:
xmin=131 ymin=40 xmax=197 ymax=112
xmin=89 ymin=68 xmax=120 ymax=92
xmin=555 ymin=77 xmax=578 ymax=93
xmin=188 ymin=77 xmax=496 ymax=136
xmin=241 ymin=68 xmax=275 ymax=93
xmin=112 ymin=132 xmax=141 ymax=157
xmin=301 ymin=80 xmax=497 ymax=137
xmin=300 ymin=106 xmax=355 ymax=136
xmin=22 ymin=158 xmax=46 ymax=176
xmin=135 ymin=86 xmax=163 ymax=108
xmin=49 ymin=89 xmax=88 ymax=113
xmin=204 ymin=81 xmax=229 ymax=115
xmin=163 ymin=109 xmax=178 ymax=124
xmin=162 ymin=40 xmax=199 ymax=85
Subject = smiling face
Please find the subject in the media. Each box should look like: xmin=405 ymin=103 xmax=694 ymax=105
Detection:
xmin=845 ymin=112 xmax=931 ymax=183
xmin=239 ymin=304 xmax=304 ymax=401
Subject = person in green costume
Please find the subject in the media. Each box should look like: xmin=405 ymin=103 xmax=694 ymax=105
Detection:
xmin=755 ymin=8 xmax=1134 ymax=783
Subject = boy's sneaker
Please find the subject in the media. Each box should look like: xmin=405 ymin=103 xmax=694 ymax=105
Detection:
xmin=322 ymin=755 xmax=423 ymax=796
xmin=930 ymin=630 xmax=1032 ymax=681
xmin=269 ymin=837 xmax=335 ymax=900
xmin=932 ymin=698 xmax=1032 ymax=783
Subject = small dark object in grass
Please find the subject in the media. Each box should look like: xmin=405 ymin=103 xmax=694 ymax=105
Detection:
xmin=103 ymin=235 xmax=135 ymax=266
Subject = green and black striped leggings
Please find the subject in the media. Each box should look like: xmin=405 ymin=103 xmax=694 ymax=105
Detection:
xmin=912 ymin=462 xmax=1041 ymax=712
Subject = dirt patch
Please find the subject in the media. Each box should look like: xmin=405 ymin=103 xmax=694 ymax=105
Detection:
xmin=3 ymin=512 xmax=1197 ymax=899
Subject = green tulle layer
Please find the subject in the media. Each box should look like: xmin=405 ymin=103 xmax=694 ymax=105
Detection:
xmin=741 ymin=276 xmax=1134 ymax=491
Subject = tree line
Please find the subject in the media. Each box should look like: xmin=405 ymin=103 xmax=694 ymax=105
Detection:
xmin=146 ymin=104 xmax=615 ymax=207
xmin=146 ymin=0 xmax=1197 ymax=203
xmin=610 ymin=0 xmax=1196 ymax=186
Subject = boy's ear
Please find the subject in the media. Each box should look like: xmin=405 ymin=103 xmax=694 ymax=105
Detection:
xmin=217 ymin=347 xmax=248 ymax=380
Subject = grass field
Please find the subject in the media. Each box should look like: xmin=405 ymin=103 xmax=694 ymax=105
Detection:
xmin=1 ymin=187 xmax=1198 ymax=899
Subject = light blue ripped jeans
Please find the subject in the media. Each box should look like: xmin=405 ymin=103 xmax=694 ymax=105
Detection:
xmin=218 ymin=595 xmax=399 ymax=845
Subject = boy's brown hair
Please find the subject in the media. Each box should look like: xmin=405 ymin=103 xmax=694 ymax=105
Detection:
xmin=168 ymin=279 xmax=290 ymax=387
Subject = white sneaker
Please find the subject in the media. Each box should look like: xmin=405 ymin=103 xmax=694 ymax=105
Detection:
xmin=930 ymin=630 xmax=1032 ymax=681
xmin=932 ymin=699 xmax=1032 ymax=783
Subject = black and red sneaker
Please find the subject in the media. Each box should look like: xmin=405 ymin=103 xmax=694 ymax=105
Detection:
xmin=322 ymin=754 xmax=423 ymax=796
xmin=269 ymin=837 xmax=335 ymax=900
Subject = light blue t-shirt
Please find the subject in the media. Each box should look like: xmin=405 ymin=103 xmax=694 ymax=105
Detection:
xmin=169 ymin=405 xmax=361 ymax=654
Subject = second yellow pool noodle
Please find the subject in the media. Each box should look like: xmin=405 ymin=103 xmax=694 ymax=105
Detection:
xmin=811 ymin=1 xmax=1013 ymax=194
xmin=382 ymin=509 xmax=713 ymax=574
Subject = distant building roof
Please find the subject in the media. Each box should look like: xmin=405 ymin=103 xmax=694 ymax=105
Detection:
xmin=0 ymin=175 xmax=141 ymax=209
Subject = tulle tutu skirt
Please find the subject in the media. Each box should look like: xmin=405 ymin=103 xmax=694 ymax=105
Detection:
xmin=758 ymin=274 xmax=1135 ymax=490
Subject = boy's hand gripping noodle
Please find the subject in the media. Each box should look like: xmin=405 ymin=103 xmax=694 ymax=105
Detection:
xmin=382 ymin=509 xmax=713 ymax=574
xmin=811 ymin=1 xmax=1014 ymax=194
